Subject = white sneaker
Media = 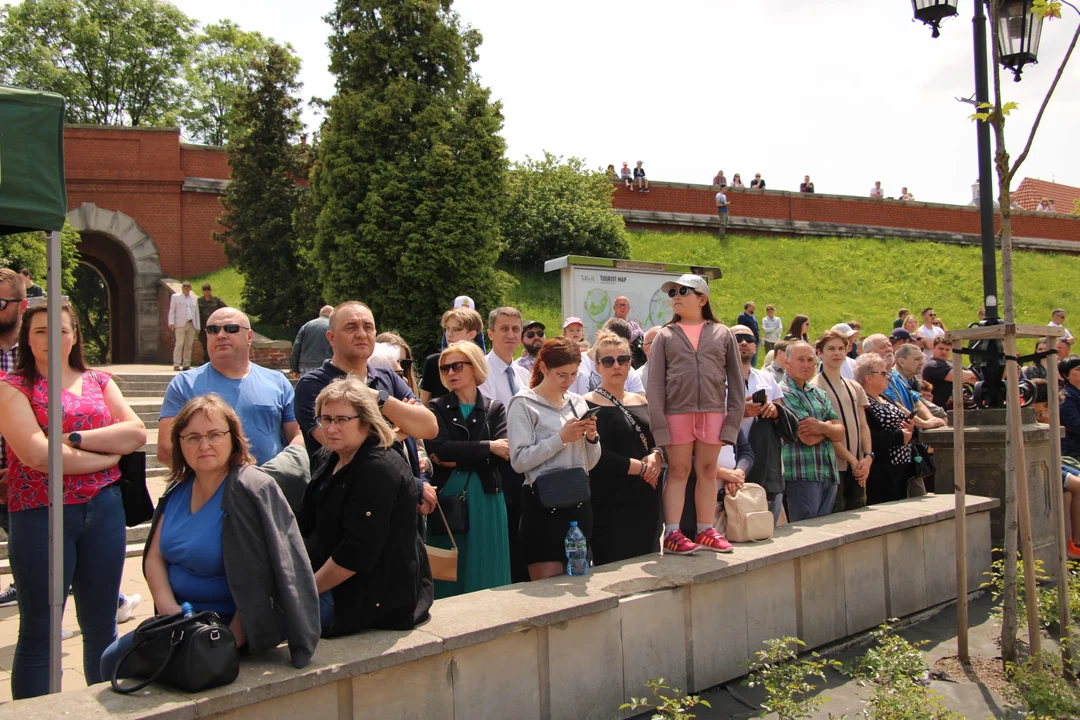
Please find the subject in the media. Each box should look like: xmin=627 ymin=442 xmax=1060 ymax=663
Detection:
xmin=117 ymin=593 xmax=142 ymax=624
xmin=61 ymin=629 xmax=74 ymax=640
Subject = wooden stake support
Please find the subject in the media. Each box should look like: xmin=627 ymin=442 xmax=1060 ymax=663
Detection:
xmin=952 ymin=338 xmax=969 ymax=662
xmin=1046 ymin=352 xmax=1073 ymax=675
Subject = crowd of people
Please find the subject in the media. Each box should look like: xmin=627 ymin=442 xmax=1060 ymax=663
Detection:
xmin=3 ymin=261 xmax=1080 ymax=698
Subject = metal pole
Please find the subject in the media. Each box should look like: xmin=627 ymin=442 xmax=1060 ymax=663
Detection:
xmin=952 ymin=338 xmax=969 ymax=661
xmin=1046 ymin=349 xmax=1073 ymax=676
xmin=46 ymin=229 xmax=64 ymax=693
xmin=973 ymin=0 xmax=999 ymax=324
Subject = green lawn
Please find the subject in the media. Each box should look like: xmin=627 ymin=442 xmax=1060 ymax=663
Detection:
xmin=184 ymin=266 xmax=292 ymax=341
xmin=182 ymin=231 xmax=1079 ymax=354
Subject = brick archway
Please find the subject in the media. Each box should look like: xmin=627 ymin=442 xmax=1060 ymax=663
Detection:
xmin=67 ymin=203 xmax=163 ymax=363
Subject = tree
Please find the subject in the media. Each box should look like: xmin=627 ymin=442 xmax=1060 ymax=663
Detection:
xmin=183 ymin=20 xmax=297 ymax=146
xmin=311 ymin=0 xmax=510 ymax=353
xmin=0 ymin=0 xmax=195 ymax=126
xmin=214 ymin=44 xmax=314 ymax=329
xmin=501 ymin=152 xmax=631 ymax=269
xmin=0 ymin=219 xmax=81 ymax=295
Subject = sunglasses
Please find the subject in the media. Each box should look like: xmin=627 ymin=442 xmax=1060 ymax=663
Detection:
xmin=667 ymin=286 xmax=697 ymax=298
xmin=0 ymin=298 xmax=18 ymax=311
xmin=524 ymin=330 xmax=545 ymax=339
xmin=26 ymin=295 xmax=70 ymax=310
xmin=439 ymin=360 xmax=472 ymax=375
xmin=205 ymin=323 xmax=249 ymax=335
xmin=735 ymin=334 xmax=756 ymax=344
xmin=399 ymin=358 xmax=414 ymax=371
xmin=598 ymin=354 xmax=631 ymax=368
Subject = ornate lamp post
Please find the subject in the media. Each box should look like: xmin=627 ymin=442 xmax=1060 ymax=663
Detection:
xmin=997 ymin=0 xmax=1044 ymax=79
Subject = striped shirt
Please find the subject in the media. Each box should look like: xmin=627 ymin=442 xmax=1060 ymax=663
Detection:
xmin=780 ymin=374 xmax=840 ymax=485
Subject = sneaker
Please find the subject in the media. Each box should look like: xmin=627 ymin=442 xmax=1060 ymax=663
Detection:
xmin=117 ymin=593 xmax=142 ymax=624
xmin=173 ymin=365 xmax=181 ymax=371
xmin=1069 ymin=539 xmax=1080 ymax=561
xmin=0 ymin=584 xmax=16 ymax=607
xmin=663 ymin=529 xmax=700 ymax=556
xmin=61 ymin=629 xmax=74 ymax=640
xmin=695 ymin=527 xmax=734 ymax=553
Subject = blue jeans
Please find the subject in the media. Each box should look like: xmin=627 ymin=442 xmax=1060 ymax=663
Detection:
xmin=785 ymin=481 xmax=838 ymax=522
xmin=100 ymin=628 xmax=136 ymax=681
xmin=319 ymin=591 xmax=334 ymax=636
xmin=9 ymin=484 xmax=126 ymax=699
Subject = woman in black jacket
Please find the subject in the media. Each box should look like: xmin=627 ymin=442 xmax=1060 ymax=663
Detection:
xmin=856 ymin=354 xmax=916 ymax=505
xmin=426 ymin=342 xmax=511 ymax=597
xmin=300 ymin=378 xmax=433 ymax=637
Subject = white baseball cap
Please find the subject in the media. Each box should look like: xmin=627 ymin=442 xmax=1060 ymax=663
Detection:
xmin=453 ymin=295 xmax=475 ymax=310
xmin=660 ymin=274 xmax=710 ymax=298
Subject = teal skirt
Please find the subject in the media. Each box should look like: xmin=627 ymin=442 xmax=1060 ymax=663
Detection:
xmin=427 ymin=470 xmax=511 ymax=599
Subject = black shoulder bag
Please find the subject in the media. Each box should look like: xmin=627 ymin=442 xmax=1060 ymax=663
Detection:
xmin=533 ymin=400 xmax=592 ymax=510
xmin=111 ymin=609 xmax=239 ymax=694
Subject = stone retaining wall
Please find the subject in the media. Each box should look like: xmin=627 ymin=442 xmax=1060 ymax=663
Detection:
xmin=4 ymin=495 xmax=996 ymax=720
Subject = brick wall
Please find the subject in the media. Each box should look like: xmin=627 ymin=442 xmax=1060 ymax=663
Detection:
xmin=251 ymin=346 xmax=290 ymax=370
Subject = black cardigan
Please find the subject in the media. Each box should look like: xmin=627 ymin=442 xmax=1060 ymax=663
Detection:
xmin=299 ymin=438 xmax=433 ymax=636
xmin=426 ymin=392 xmax=508 ymax=495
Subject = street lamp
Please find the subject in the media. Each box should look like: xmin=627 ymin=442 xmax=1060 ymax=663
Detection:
xmin=997 ymin=0 xmax=1044 ymax=80
xmin=912 ymin=0 xmax=959 ymax=37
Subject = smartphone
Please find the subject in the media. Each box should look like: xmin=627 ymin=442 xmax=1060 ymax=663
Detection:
xmin=751 ymin=389 xmax=767 ymax=405
xmin=579 ymin=407 xmax=603 ymax=421
xmin=905 ymin=408 xmax=918 ymax=421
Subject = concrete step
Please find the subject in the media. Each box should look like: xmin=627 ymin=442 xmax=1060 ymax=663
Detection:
xmin=115 ymin=381 xmax=171 ymax=396
xmin=128 ymin=397 xmax=163 ymax=424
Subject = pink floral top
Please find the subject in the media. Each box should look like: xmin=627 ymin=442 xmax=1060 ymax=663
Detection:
xmin=0 ymin=370 xmax=121 ymax=512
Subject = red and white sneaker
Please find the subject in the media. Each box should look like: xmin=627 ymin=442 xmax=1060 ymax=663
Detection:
xmin=1068 ymin=539 xmax=1080 ymax=561
xmin=663 ymin=529 xmax=700 ymax=556
xmin=695 ymin=528 xmax=734 ymax=553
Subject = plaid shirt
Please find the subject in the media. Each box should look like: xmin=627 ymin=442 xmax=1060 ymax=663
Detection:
xmin=780 ymin=374 xmax=840 ymax=484
xmin=0 ymin=343 xmax=16 ymax=471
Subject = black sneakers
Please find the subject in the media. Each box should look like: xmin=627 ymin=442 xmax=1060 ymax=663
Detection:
xmin=0 ymin=584 xmax=17 ymax=607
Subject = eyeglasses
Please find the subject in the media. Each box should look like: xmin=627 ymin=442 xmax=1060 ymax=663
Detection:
xmin=399 ymin=358 xmax=414 ymax=371
xmin=0 ymin=298 xmax=18 ymax=311
xmin=866 ymin=370 xmax=890 ymax=378
xmin=667 ymin=286 xmax=697 ymax=298
xmin=205 ymin=324 xmax=250 ymax=335
xmin=735 ymin=334 xmax=756 ymax=344
xmin=598 ymin=354 xmax=631 ymax=368
xmin=26 ymin=295 xmax=69 ymax=310
xmin=179 ymin=430 xmax=231 ymax=448
xmin=524 ymin=330 xmax=545 ymax=339
xmin=439 ymin=360 xmax=472 ymax=375
xmin=316 ymin=415 xmax=360 ymax=428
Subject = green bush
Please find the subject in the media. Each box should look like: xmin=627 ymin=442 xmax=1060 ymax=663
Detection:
xmin=1005 ymin=643 xmax=1080 ymax=720
xmin=744 ymin=637 xmax=842 ymax=720
xmin=0 ymin=219 xmax=80 ymax=295
xmin=500 ymin=152 xmax=630 ymax=269
xmin=620 ymin=678 xmax=710 ymax=720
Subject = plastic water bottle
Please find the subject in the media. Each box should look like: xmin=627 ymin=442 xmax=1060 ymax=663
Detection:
xmin=180 ymin=602 xmax=195 ymax=618
xmin=565 ymin=521 xmax=589 ymax=576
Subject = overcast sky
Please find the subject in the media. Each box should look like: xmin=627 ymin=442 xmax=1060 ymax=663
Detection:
xmin=171 ymin=0 xmax=1079 ymax=206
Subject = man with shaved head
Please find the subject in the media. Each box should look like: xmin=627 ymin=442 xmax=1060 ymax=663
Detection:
xmin=158 ymin=306 xmax=301 ymax=466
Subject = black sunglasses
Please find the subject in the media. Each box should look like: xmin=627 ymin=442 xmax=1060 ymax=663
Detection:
xmin=399 ymin=358 xmax=414 ymax=371
xmin=0 ymin=298 xmax=18 ymax=311
xmin=205 ymin=324 xmax=249 ymax=335
xmin=598 ymin=354 xmax=631 ymax=368
xmin=439 ymin=360 xmax=472 ymax=374
xmin=667 ymin=286 xmax=697 ymax=298
xmin=735 ymin=334 xmax=756 ymax=344
xmin=524 ymin=330 xmax=545 ymax=339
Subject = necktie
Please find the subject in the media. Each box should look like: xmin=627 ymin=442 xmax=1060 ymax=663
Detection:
xmin=505 ymin=366 xmax=519 ymax=395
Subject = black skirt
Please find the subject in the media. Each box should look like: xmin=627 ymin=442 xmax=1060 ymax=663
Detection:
xmin=519 ymin=484 xmax=593 ymax=566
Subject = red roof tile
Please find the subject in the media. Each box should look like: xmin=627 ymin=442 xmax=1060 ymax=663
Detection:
xmin=1012 ymin=177 xmax=1080 ymax=213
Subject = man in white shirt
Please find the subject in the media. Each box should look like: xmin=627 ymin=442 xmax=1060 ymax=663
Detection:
xmin=914 ymin=307 xmax=945 ymax=359
xmin=870 ymin=181 xmax=883 ymax=198
xmin=478 ymin=307 xmax=531 ymax=407
xmin=732 ymin=325 xmax=785 ymax=520
xmin=1050 ymin=308 xmax=1073 ymax=340
xmin=167 ymin=281 xmax=200 ymax=370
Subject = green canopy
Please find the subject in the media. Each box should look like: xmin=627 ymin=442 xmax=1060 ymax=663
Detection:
xmin=0 ymin=85 xmax=67 ymax=235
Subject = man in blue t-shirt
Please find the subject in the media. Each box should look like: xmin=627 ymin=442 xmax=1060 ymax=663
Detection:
xmin=158 ymin=308 xmax=300 ymax=466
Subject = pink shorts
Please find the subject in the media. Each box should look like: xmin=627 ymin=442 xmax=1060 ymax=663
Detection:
xmin=664 ymin=412 xmax=726 ymax=446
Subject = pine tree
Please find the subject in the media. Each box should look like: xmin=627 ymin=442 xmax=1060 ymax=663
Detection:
xmin=215 ymin=44 xmax=315 ymax=328
xmin=311 ymin=0 xmax=510 ymax=351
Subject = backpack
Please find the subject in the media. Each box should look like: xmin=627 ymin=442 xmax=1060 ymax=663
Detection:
xmin=724 ymin=483 xmax=774 ymax=543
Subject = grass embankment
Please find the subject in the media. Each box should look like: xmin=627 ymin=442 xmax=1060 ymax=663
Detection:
xmin=185 ymin=232 xmax=1080 ymax=352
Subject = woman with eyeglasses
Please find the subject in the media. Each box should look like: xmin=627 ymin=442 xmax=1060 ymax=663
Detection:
xmin=100 ymin=394 xmax=320 ymax=682
xmin=507 ymin=337 xmax=600 ymax=580
xmin=855 ymin=353 xmax=917 ymax=505
xmin=646 ymin=274 xmax=744 ymax=556
xmin=424 ymin=342 xmax=511 ymax=596
xmin=583 ymin=332 xmax=663 ymax=565
xmin=0 ymin=298 xmax=146 ymax=698
xmin=299 ymin=377 xmax=433 ymax=636
xmin=784 ymin=314 xmax=810 ymax=342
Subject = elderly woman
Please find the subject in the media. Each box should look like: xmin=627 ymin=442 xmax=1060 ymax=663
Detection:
xmin=0 ymin=297 xmax=146 ymax=699
xmin=101 ymin=394 xmax=319 ymax=681
xmin=856 ymin=353 xmax=916 ymax=505
xmin=508 ymin=337 xmax=601 ymax=580
xmin=300 ymin=377 xmax=433 ymax=636
xmin=425 ymin=341 xmax=511 ymax=596
xmin=584 ymin=331 xmax=663 ymax=565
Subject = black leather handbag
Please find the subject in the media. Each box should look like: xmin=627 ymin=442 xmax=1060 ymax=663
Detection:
xmin=111 ymin=609 xmax=239 ymax=694
xmin=116 ymin=451 xmax=155 ymax=527
xmin=427 ymin=489 xmax=469 ymax=535
xmin=533 ymin=466 xmax=591 ymax=509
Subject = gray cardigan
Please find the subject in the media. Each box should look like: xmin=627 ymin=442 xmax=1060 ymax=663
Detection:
xmin=507 ymin=388 xmax=601 ymax=485
xmin=144 ymin=465 xmax=321 ymax=668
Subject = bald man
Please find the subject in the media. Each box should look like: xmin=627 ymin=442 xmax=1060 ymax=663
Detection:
xmin=291 ymin=304 xmax=336 ymax=375
xmin=158 ymin=306 xmax=301 ymax=466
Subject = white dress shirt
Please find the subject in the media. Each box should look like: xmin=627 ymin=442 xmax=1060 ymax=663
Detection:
xmin=478 ymin=351 xmax=531 ymax=407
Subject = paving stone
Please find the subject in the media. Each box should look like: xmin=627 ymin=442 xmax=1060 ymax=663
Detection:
xmin=547 ymin=608 xmax=624 ymax=720
xmin=452 ymin=630 xmax=539 ymax=720
xmin=842 ymin=537 xmax=888 ymax=634
xmin=744 ymin=560 xmax=798 ymax=657
xmin=886 ymin=525 xmax=928 ymax=618
xmin=689 ymin=574 xmax=749 ymax=690
xmin=796 ymin=548 xmax=847 ymax=648
xmin=619 ymin=589 xmax=687 ymax=707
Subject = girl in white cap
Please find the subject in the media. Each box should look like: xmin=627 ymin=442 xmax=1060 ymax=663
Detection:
xmin=646 ymin=274 xmax=745 ymax=555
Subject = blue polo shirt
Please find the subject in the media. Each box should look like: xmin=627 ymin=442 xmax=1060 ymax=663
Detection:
xmin=883 ymin=369 xmax=919 ymax=412
xmin=160 ymin=363 xmax=296 ymax=465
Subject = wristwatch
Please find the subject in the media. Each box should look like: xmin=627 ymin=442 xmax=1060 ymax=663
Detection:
xmin=377 ymin=389 xmax=390 ymax=409
xmin=68 ymin=431 xmax=83 ymax=449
